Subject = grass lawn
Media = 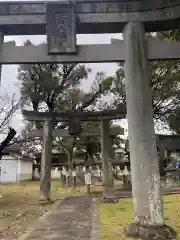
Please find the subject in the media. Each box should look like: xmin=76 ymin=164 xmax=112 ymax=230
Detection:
xmin=0 ymin=180 xmax=83 ymax=239
xmin=100 ymin=194 xmax=180 ymax=239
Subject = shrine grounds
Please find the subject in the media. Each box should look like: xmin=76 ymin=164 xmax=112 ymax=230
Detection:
xmin=0 ymin=181 xmax=84 ymax=239
xmin=100 ymin=195 xmax=180 ymax=239
xmin=0 ymin=181 xmax=180 ymax=239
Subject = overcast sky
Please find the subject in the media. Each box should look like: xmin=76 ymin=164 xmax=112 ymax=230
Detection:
xmin=1 ymin=31 xmax=128 ymax=135
xmin=3 ymin=33 xmax=122 ymax=95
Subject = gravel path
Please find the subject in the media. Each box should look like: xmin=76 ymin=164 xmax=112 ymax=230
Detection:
xmin=24 ymin=196 xmax=92 ymax=240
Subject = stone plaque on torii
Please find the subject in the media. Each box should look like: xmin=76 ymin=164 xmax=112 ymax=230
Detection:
xmin=0 ymin=0 xmax=178 ymax=238
xmin=46 ymin=3 xmax=76 ymax=54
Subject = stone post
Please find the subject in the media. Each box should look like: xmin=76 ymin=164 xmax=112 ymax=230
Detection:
xmin=39 ymin=120 xmax=52 ymax=203
xmin=72 ymin=147 xmax=76 ymax=188
xmin=123 ymin=22 xmax=172 ymax=238
xmin=101 ymin=120 xmax=114 ymax=198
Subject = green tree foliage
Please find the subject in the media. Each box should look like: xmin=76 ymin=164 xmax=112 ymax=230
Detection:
xmin=105 ymin=32 xmax=180 ymax=129
xmin=159 ymin=30 xmax=180 ymax=133
xmin=161 ymin=30 xmax=180 ymax=41
xmin=18 ymin=41 xmax=109 ymax=114
xmin=151 ymin=60 xmax=180 ymax=121
xmin=18 ymin=40 xmax=111 ymax=159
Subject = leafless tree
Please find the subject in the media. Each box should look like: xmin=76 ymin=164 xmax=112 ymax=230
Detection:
xmin=0 ymin=87 xmax=25 ymax=155
xmin=0 ymin=87 xmax=23 ymax=134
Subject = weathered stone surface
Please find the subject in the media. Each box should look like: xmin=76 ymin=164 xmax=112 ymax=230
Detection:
xmin=1 ymin=39 xmax=180 ymax=63
xmin=68 ymin=116 xmax=82 ymax=135
xmin=102 ymin=196 xmax=120 ymax=204
xmin=124 ymin=222 xmax=176 ymax=240
xmin=0 ymin=1 xmax=179 ymax=15
xmin=39 ymin=121 xmax=52 ymax=203
xmin=46 ymin=3 xmax=76 ymax=54
xmin=0 ymin=3 xmax=45 ymax=15
xmin=101 ymin=120 xmax=114 ymax=197
xmin=22 ymin=108 xmax=126 ymax=121
xmin=28 ymin=125 xmax=124 ymax=137
xmin=0 ymin=1 xmax=180 ymax=34
xmin=123 ymin=22 xmax=164 ymax=225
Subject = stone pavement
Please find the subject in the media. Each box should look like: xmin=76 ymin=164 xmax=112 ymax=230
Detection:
xmin=21 ymin=196 xmax=95 ymax=240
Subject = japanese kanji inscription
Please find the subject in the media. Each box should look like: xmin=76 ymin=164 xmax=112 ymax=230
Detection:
xmin=46 ymin=3 xmax=76 ymax=54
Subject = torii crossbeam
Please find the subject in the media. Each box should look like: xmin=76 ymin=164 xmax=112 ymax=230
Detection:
xmin=28 ymin=125 xmax=124 ymax=138
xmin=1 ymin=39 xmax=180 ymax=64
xmin=22 ymin=107 xmax=126 ymax=122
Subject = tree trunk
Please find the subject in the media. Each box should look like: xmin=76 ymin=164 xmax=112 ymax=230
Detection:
xmin=123 ymin=22 xmax=164 ymax=225
xmin=32 ymin=164 xmax=35 ymax=180
xmin=101 ymin=120 xmax=113 ymax=197
xmin=39 ymin=120 xmax=52 ymax=203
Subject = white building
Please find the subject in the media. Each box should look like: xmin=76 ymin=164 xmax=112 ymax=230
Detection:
xmin=0 ymin=154 xmax=33 ymax=183
xmin=51 ymin=167 xmax=60 ymax=179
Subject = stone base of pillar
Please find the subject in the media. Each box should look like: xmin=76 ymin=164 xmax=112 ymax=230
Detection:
xmin=102 ymin=187 xmax=119 ymax=203
xmin=86 ymin=184 xmax=91 ymax=194
xmin=124 ymin=218 xmax=176 ymax=240
xmin=72 ymin=176 xmax=76 ymax=189
xmin=60 ymin=174 xmax=66 ymax=187
xmin=38 ymin=195 xmax=52 ymax=204
xmin=122 ymin=175 xmax=132 ymax=190
xmin=102 ymin=195 xmax=120 ymax=203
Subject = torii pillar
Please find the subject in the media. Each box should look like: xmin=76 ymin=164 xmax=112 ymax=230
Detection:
xmin=39 ymin=120 xmax=52 ymax=203
xmin=123 ymin=22 xmax=168 ymax=238
xmin=101 ymin=120 xmax=114 ymax=200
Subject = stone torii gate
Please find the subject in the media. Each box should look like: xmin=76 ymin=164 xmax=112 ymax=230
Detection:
xmin=23 ymin=108 xmax=126 ymax=201
xmin=28 ymin=124 xmax=123 ymax=137
xmin=0 ymin=0 xmax=178 ymax=238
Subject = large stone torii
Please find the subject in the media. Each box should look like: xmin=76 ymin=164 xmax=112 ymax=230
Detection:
xmin=0 ymin=0 xmax=179 ymax=238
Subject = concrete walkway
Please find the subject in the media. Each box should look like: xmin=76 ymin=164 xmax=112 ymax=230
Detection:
xmin=21 ymin=196 xmax=95 ymax=240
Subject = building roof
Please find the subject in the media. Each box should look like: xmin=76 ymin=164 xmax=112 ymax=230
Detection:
xmin=156 ymin=134 xmax=180 ymax=151
xmin=1 ymin=144 xmax=21 ymax=154
xmin=125 ymin=134 xmax=180 ymax=152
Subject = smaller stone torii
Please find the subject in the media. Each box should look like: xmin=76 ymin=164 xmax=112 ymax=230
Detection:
xmin=23 ymin=107 xmax=126 ymax=202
